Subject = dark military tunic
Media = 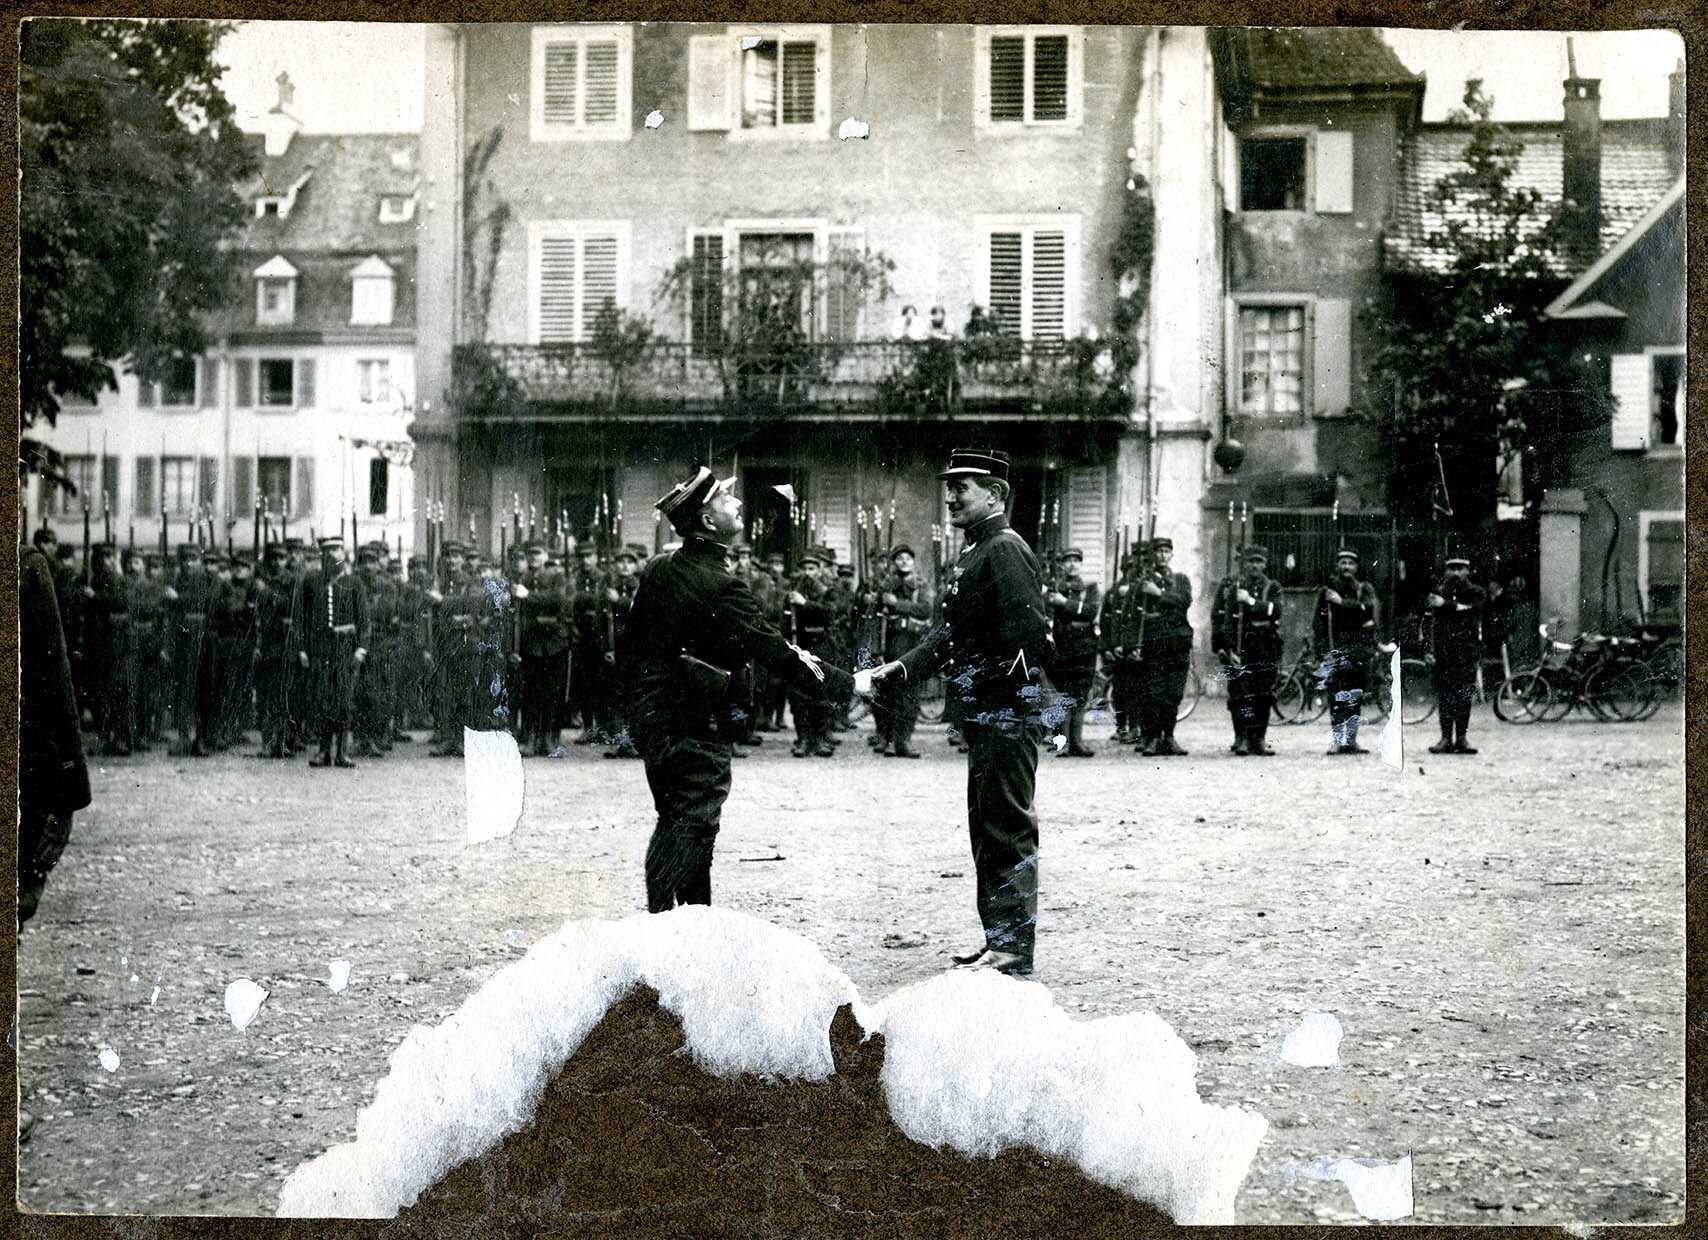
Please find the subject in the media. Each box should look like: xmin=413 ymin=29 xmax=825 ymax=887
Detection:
xmin=897 ymin=512 xmax=1050 ymax=967
xmin=1211 ymin=570 xmax=1283 ymax=749
xmin=626 ymin=535 xmax=854 ymax=913
xmin=296 ymin=566 xmax=369 ymax=735
xmin=1314 ymin=574 xmax=1380 ymax=750
xmin=518 ymin=577 xmax=572 ymax=754
xmin=1428 ymin=574 xmax=1486 ymax=746
xmin=85 ymin=566 xmax=135 ymax=754
xmin=253 ymin=570 xmax=294 ymax=756
xmin=164 ymin=566 xmax=216 ymax=754
xmin=1132 ymin=566 xmax=1194 ymax=747
xmin=1046 ymin=576 xmax=1101 ymax=754
xmin=874 ymin=572 xmax=935 ymax=752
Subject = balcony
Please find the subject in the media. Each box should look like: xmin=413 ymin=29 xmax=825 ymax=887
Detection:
xmin=452 ymin=338 xmax=1133 ymax=423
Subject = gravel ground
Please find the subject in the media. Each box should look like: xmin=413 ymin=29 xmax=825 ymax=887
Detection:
xmin=16 ymin=703 xmax=1685 ymax=1225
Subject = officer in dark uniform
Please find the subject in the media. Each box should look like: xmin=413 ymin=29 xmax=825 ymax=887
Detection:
xmin=127 ymin=549 xmax=167 ymax=751
xmin=394 ymin=555 xmax=432 ymax=735
xmin=84 ymin=543 xmax=134 ymax=755
xmin=1100 ymin=549 xmax=1143 ymax=746
xmin=1426 ymin=555 xmax=1486 ymax=754
xmin=296 ymin=536 xmax=369 ymax=768
xmin=861 ymin=448 xmax=1051 ymax=976
xmin=1314 ymin=548 xmax=1380 ymax=755
xmin=254 ymin=542 xmax=295 ymax=758
xmin=785 ymin=548 xmax=838 ymax=757
xmin=352 ymin=544 xmax=393 ymax=758
xmin=282 ymin=537 xmax=311 ymax=755
xmin=871 ymin=544 xmax=934 ymax=758
xmin=1132 ymin=535 xmax=1194 ymax=756
xmin=761 ymin=551 xmax=790 ymax=730
xmin=518 ymin=554 xmax=572 ymax=756
xmin=569 ymin=543 xmax=607 ymax=742
xmin=1212 ymin=544 xmax=1284 ymax=756
xmin=629 ymin=467 xmax=854 ymax=913
xmin=212 ymin=549 xmax=260 ymax=750
xmin=164 ymin=543 xmax=216 ymax=756
xmin=1046 ymin=547 xmax=1100 ymax=758
xmin=428 ymin=541 xmax=473 ymax=757
xmin=600 ymin=545 xmax=644 ymax=758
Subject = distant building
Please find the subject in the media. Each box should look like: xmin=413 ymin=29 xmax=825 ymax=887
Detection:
xmin=28 ymin=75 xmax=420 ymax=558
xmin=413 ymin=23 xmax=1230 ymax=601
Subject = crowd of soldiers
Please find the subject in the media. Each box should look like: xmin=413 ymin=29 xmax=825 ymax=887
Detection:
xmin=29 ymin=518 xmax=1498 ymax=768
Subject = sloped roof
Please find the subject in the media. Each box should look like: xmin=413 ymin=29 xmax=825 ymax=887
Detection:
xmin=1386 ymin=118 xmax=1677 ymax=277
xmin=238 ymin=133 xmax=420 ymax=253
xmin=1224 ymin=27 xmax=1422 ymax=90
xmin=1546 ymin=178 xmax=1684 ymax=318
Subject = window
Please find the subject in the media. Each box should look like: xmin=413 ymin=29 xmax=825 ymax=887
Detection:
xmin=369 ymin=458 xmax=390 ymax=517
xmin=980 ymin=218 xmax=1080 ymax=340
xmin=528 ymin=221 xmax=631 ymax=344
xmin=1238 ymin=305 xmax=1306 ymax=414
xmin=350 ymin=256 xmax=396 ymax=326
xmin=133 ymin=457 xmax=156 ymax=517
xmin=378 ymin=194 xmax=416 ymax=223
xmin=741 ymin=36 xmax=818 ymax=129
xmin=1651 ymin=352 xmax=1684 ymax=448
xmin=258 ymin=456 xmax=293 ymax=511
xmin=1641 ymin=513 xmax=1684 ymax=619
xmin=687 ymin=27 xmax=830 ymax=137
xmin=358 ymin=359 xmax=393 ymax=404
xmin=977 ymin=28 xmax=1081 ymax=129
xmin=260 ymin=360 xmax=296 ymax=407
xmin=160 ymin=356 xmax=197 ymax=406
xmin=688 ymin=232 xmax=726 ymax=355
xmin=530 ymin=25 xmax=632 ymax=141
xmin=59 ymin=455 xmax=96 ymax=516
xmin=254 ymin=255 xmax=299 ymax=326
xmin=161 ymin=457 xmax=195 ymax=517
xmin=1241 ymin=137 xmax=1308 ymax=211
xmin=256 ymin=197 xmax=283 ymax=218
xmin=688 ymin=223 xmax=868 ymax=352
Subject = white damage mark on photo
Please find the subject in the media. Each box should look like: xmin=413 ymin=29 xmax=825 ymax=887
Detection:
xmin=1280 ymin=1010 xmax=1343 ymax=1067
xmin=277 ymin=907 xmax=1265 ymax=1224
xmin=98 ymin=1045 xmax=120 ymax=1073
xmin=1380 ymin=647 xmax=1404 ymax=769
xmin=328 ymin=961 xmax=354 ymax=993
xmin=644 ymin=109 xmax=664 ymax=129
xmin=1291 ymin=1154 xmax=1413 ymax=1220
xmin=464 ymin=727 xmax=523 ymax=845
xmin=838 ymin=117 xmax=871 ymax=140
xmin=224 ymin=979 xmax=269 ymax=1031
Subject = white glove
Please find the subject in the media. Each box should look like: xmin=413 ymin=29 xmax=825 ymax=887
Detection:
xmin=853 ymin=669 xmax=875 ymax=697
xmin=790 ymin=643 xmax=825 ymax=683
xmin=511 ymin=583 xmax=530 ymax=600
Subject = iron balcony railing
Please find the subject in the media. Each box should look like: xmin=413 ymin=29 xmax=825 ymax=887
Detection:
xmin=453 ymin=338 xmax=1132 ymax=419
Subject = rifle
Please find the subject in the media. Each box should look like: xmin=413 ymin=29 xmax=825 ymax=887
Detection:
xmin=1326 ymin=498 xmax=1340 ymax=652
xmin=1132 ymin=500 xmax=1158 ymax=659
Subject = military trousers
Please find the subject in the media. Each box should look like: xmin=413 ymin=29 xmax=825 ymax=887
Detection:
xmin=639 ymin=732 xmax=733 ymax=913
xmin=1433 ymin=655 xmax=1477 ymax=741
xmin=1320 ymin=646 xmax=1372 ymax=748
xmin=1224 ymin=657 xmax=1279 ymax=743
xmin=874 ymin=673 xmax=921 ymax=749
xmin=1136 ymin=644 xmax=1192 ymax=741
xmin=961 ymin=718 xmax=1040 ymax=964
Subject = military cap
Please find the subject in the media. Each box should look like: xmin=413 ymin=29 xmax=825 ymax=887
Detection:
xmin=176 ymin=543 xmax=203 ymax=560
xmin=522 ymin=541 xmax=543 ymax=554
xmin=1445 ymin=555 xmax=1471 ymax=568
xmin=92 ymin=541 xmax=118 ymax=557
xmin=356 ymin=544 xmax=382 ymax=563
xmin=230 ymin=547 xmax=256 ymax=564
xmin=576 ymin=543 xmax=598 ymax=557
xmin=937 ymin=447 xmax=1011 ymax=481
xmin=1242 ymin=544 xmax=1270 ymax=561
xmin=1334 ymin=547 xmax=1360 ymax=563
xmin=613 ymin=545 xmax=640 ymax=564
xmin=889 ymin=544 xmax=916 ymax=561
xmin=731 ymin=541 xmax=752 ymax=554
xmin=655 ymin=466 xmax=735 ymax=534
xmin=204 ymin=551 xmax=228 ymax=567
xmin=439 ymin=540 xmax=465 ymax=557
xmin=1150 ymin=535 xmax=1174 ymax=551
xmin=1056 ymin=547 xmax=1085 ymax=562
xmin=625 ymin=543 xmax=650 ymax=560
xmin=764 ymin=551 xmax=786 ymax=565
xmin=407 ymin=554 xmax=426 ymax=568
xmin=283 ymin=537 xmax=306 ymax=551
xmin=264 ymin=542 xmax=288 ymax=560
xmin=836 ymin=563 xmax=855 ymax=577
xmin=317 ymin=535 xmax=344 ymax=551
xmin=799 ymin=548 xmax=825 ymax=567
xmin=143 ymin=551 xmax=164 ymax=567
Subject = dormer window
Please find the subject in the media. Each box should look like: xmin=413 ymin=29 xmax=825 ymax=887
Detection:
xmin=350 ymin=254 xmax=395 ymax=327
xmin=256 ymin=197 xmax=284 ymax=218
xmin=378 ymin=194 xmax=416 ymax=224
xmin=254 ymin=254 xmax=299 ymax=326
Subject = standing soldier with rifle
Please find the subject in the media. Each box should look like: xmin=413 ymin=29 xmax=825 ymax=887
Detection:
xmin=1101 ymin=547 xmax=1143 ymax=746
xmin=1045 ymin=547 xmax=1100 ymax=758
xmin=84 ymin=542 xmax=135 ymax=756
xmin=518 ymin=553 xmax=572 ymax=756
xmin=1314 ymin=547 xmax=1380 ymax=755
xmin=1213 ymin=543 xmax=1284 ymax=756
xmin=253 ymin=542 xmax=295 ymax=758
xmin=164 ymin=543 xmax=216 ymax=757
xmin=569 ymin=542 xmax=607 ymax=743
xmin=127 ymin=549 xmax=168 ymax=752
xmin=600 ymin=545 xmax=644 ymax=758
xmin=211 ymin=549 xmax=261 ymax=751
xmin=1425 ymin=555 xmax=1486 ymax=755
xmin=1131 ymin=535 xmax=1194 ymax=756
xmin=871 ymin=544 xmax=933 ymax=758
xmin=786 ymin=548 xmax=838 ymax=758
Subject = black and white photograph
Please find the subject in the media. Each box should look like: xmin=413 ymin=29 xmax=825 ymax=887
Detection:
xmin=14 ymin=16 xmax=1690 ymax=1228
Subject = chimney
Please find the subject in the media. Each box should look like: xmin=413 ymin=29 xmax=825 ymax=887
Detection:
xmin=1668 ymin=59 xmax=1685 ymax=177
xmin=1560 ymin=39 xmax=1602 ymax=264
xmin=262 ymin=71 xmax=302 ymax=158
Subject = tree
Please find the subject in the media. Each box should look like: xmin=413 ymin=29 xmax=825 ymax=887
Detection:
xmin=1364 ymin=81 xmax=1572 ymax=547
xmin=20 ymin=19 xmax=254 ymax=427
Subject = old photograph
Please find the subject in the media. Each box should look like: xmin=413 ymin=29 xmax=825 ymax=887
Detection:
xmin=15 ymin=17 xmax=1688 ymax=1227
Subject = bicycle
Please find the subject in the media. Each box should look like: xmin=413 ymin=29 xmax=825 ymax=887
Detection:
xmin=1083 ymin=652 xmax=1204 ymax=723
xmin=1273 ymin=646 xmax=1433 ymax=726
xmin=1494 ymin=622 xmax=1654 ymax=724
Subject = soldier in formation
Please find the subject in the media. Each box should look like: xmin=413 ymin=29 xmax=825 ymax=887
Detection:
xmin=1211 ymin=544 xmax=1284 ymax=756
xmin=1425 ymin=554 xmax=1486 ymax=755
xmin=1045 ymin=547 xmax=1100 ymax=758
xmin=1314 ymin=548 xmax=1381 ymax=755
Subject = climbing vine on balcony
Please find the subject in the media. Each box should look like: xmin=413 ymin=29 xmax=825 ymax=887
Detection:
xmin=1106 ymin=172 xmax=1154 ymax=384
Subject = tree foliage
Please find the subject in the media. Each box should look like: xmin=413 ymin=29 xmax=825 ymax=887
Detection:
xmin=1364 ymin=81 xmax=1572 ymax=533
xmin=20 ymin=18 xmax=254 ymax=427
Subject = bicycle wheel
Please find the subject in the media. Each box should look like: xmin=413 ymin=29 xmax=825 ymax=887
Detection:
xmin=1399 ymin=658 xmax=1436 ymax=726
xmin=1273 ymin=671 xmax=1305 ymax=723
xmin=1646 ymin=641 xmax=1683 ymax=705
xmin=1361 ymin=659 xmax=1392 ymax=724
xmin=1495 ymin=671 xmax=1552 ymax=723
xmin=1587 ymin=659 xmax=1654 ymax=722
xmin=915 ymin=676 xmax=945 ymax=724
xmin=1176 ymin=663 xmax=1204 ymax=723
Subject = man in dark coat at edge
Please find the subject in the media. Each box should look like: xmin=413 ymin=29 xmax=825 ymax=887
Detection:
xmin=628 ymin=467 xmax=855 ymax=914
xmin=858 ymin=448 xmax=1051 ymax=977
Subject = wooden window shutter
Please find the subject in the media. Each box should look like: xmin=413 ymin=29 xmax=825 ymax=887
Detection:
xmin=1030 ymin=229 xmax=1067 ymax=342
xmin=295 ymin=456 xmax=315 ymax=517
xmin=537 ymin=234 xmax=579 ymax=343
xmin=988 ymin=232 xmax=1024 ymax=338
xmin=137 ymin=377 xmax=156 ymax=408
xmin=234 ymin=358 xmax=254 ymax=407
xmin=988 ymin=35 xmax=1025 ymax=122
xmin=823 ymin=228 xmax=865 ymax=343
xmin=133 ymin=457 xmax=156 ymax=517
xmin=296 ymin=358 xmax=317 ymax=408
xmin=581 ymin=233 xmax=620 ymax=339
xmin=690 ymin=232 xmax=725 ymax=355
xmin=1609 ymin=353 xmax=1650 ymax=449
xmin=540 ymin=39 xmax=579 ymax=126
xmin=583 ymin=38 xmax=621 ymax=126
xmin=1031 ymin=35 xmax=1070 ymax=122
xmin=199 ymin=358 xmax=221 ymax=408
xmin=780 ymin=40 xmax=818 ymax=126
xmin=101 ymin=456 xmax=121 ymax=513
xmin=687 ymin=35 xmax=732 ymax=131
xmin=198 ymin=456 xmax=219 ymax=510
xmin=1314 ymin=129 xmax=1355 ymax=214
xmin=234 ymin=456 xmax=255 ymax=515
xmin=1067 ymin=466 xmax=1108 ymax=584
xmin=816 ymin=466 xmax=853 ymax=565
xmin=1311 ymin=297 xmax=1352 ymax=415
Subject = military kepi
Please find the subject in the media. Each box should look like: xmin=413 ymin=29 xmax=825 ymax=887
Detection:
xmin=655 ymin=466 xmax=734 ymax=534
xmin=936 ymin=447 xmax=1011 ymax=481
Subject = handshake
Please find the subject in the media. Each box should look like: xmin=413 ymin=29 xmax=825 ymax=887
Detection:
xmin=852 ymin=661 xmax=904 ymax=698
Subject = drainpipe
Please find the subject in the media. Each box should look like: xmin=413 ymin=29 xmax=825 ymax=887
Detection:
xmin=220 ymin=335 xmax=233 ymax=546
xmin=1144 ymin=28 xmax=1163 ymax=531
